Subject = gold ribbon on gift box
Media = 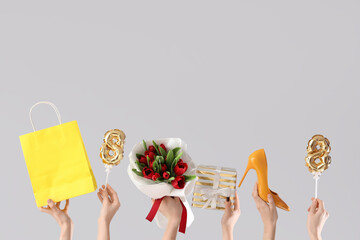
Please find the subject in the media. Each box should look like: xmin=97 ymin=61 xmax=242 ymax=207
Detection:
xmin=192 ymin=165 xmax=237 ymax=210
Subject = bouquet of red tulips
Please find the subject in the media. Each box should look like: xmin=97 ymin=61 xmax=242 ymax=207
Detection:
xmin=128 ymin=138 xmax=197 ymax=233
xmin=132 ymin=140 xmax=196 ymax=189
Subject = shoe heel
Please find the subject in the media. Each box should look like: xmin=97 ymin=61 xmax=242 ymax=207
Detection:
xmin=238 ymin=165 xmax=251 ymax=188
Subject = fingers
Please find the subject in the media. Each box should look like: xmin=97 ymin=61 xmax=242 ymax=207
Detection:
xmin=100 ymin=187 xmax=110 ymax=204
xmin=39 ymin=206 xmax=51 ymax=214
xmin=47 ymin=199 xmax=56 ymax=209
xmin=309 ymin=198 xmax=317 ymax=214
xmin=64 ymin=199 xmax=70 ymax=212
xmin=267 ymin=194 xmax=276 ymax=210
xmin=317 ymin=199 xmax=325 ymax=212
xmin=233 ymin=191 xmax=240 ymax=212
xmin=106 ymin=184 xmax=120 ymax=204
xmin=224 ymin=196 xmax=232 ymax=215
xmin=97 ymin=191 xmax=103 ymax=204
xmin=252 ymin=182 xmax=261 ymax=201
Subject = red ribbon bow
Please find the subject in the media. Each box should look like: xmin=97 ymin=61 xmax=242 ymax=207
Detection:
xmin=146 ymin=197 xmax=187 ymax=234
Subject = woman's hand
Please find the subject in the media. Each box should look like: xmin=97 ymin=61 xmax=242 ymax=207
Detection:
xmin=252 ymin=183 xmax=278 ymax=240
xmin=97 ymin=184 xmax=120 ymax=240
xmin=221 ymin=192 xmax=241 ymax=240
xmin=39 ymin=199 xmax=73 ymax=240
xmin=97 ymin=184 xmax=121 ymax=225
xmin=307 ymin=198 xmax=329 ymax=240
xmin=154 ymin=196 xmax=182 ymax=240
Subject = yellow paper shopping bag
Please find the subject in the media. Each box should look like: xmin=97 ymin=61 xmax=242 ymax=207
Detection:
xmin=19 ymin=102 xmax=97 ymax=207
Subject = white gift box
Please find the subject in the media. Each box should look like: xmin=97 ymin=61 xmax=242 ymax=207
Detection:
xmin=192 ymin=165 xmax=237 ymax=210
xmin=127 ymin=138 xmax=196 ymax=229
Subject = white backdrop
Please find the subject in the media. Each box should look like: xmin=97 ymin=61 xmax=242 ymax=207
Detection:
xmin=1 ymin=0 xmax=359 ymax=239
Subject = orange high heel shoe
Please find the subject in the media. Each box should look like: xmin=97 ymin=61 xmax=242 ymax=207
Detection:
xmin=238 ymin=149 xmax=290 ymax=211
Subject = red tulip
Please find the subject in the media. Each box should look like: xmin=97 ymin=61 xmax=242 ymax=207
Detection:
xmin=142 ymin=167 xmax=154 ymax=180
xmin=163 ymin=172 xmax=170 ymax=179
xmin=160 ymin=144 xmax=167 ymax=152
xmin=148 ymin=151 xmax=155 ymax=160
xmin=161 ymin=164 xmax=167 ymax=172
xmin=171 ymin=176 xmax=185 ymax=189
xmin=174 ymin=159 xmax=188 ymax=176
xmin=139 ymin=156 xmax=147 ymax=164
xmin=152 ymin=172 xmax=161 ymax=181
xmin=148 ymin=145 xmax=156 ymax=153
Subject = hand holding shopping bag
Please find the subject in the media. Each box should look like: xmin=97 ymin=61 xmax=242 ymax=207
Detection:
xmin=19 ymin=102 xmax=97 ymax=207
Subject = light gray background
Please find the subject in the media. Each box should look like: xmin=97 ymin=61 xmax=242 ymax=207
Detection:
xmin=1 ymin=0 xmax=359 ymax=239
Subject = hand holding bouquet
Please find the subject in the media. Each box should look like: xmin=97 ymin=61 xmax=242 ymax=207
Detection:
xmin=128 ymin=138 xmax=197 ymax=233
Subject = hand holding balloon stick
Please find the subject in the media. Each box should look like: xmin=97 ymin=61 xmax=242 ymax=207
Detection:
xmin=305 ymin=135 xmax=331 ymax=199
xmin=100 ymin=129 xmax=126 ymax=187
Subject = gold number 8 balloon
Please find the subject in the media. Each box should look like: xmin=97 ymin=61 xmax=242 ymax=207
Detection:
xmin=305 ymin=134 xmax=331 ymax=198
xmin=100 ymin=129 xmax=126 ymax=186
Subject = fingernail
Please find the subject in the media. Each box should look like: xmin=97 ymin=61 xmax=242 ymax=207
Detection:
xmin=47 ymin=199 xmax=50 ymax=203
xmin=226 ymin=197 xmax=230 ymax=202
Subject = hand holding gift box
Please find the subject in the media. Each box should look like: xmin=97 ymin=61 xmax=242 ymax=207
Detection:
xmin=192 ymin=165 xmax=237 ymax=210
xmin=127 ymin=138 xmax=196 ymax=233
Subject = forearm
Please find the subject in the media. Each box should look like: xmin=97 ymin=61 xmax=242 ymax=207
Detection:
xmin=59 ymin=223 xmax=72 ymax=240
xmin=222 ymin=226 xmax=234 ymax=240
xmin=97 ymin=219 xmax=110 ymax=240
xmin=162 ymin=219 xmax=179 ymax=240
xmin=309 ymin=233 xmax=322 ymax=240
xmin=263 ymin=225 xmax=276 ymax=240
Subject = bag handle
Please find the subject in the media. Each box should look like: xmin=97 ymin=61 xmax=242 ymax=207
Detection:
xmin=29 ymin=101 xmax=62 ymax=132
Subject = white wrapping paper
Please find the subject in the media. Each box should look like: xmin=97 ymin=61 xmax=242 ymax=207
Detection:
xmin=127 ymin=138 xmax=196 ymax=229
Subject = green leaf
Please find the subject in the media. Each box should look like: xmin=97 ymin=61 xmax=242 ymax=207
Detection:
xmin=132 ymin=168 xmax=143 ymax=177
xmin=153 ymin=160 xmax=159 ymax=173
xmin=172 ymin=147 xmax=181 ymax=156
xmin=135 ymin=160 xmax=141 ymax=170
xmin=166 ymin=150 xmax=174 ymax=169
xmin=136 ymin=153 xmax=143 ymax=160
xmin=168 ymin=176 xmax=175 ymax=182
xmin=171 ymin=160 xmax=177 ymax=176
xmin=147 ymin=156 xmax=151 ymax=167
xmin=158 ymin=156 xmax=165 ymax=164
xmin=155 ymin=156 xmax=161 ymax=170
xmin=136 ymin=160 xmax=146 ymax=171
xmin=152 ymin=141 xmax=161 ymax=155
xmin=173 ymin=152 xmax=183 ymax=165
xmin=155 ymin=177 xmax=165 ymax=183
xmin=158 ymin=159 xmax=162 ymax=171
xmin=184 ymin=175 xmax=196 ymax=182
xmin=159 ymin=146 xmax=167 ymax=158
xmin=143 ymin=140 xmax=147 ymax=151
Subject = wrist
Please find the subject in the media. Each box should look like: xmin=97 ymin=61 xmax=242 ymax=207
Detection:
xmin=167 ymin=217 xmax=181 ymax=228
xmin=59 ymin=219 xmax=72 ymax=230
xmin=98 ymin=217 xmax=110 ymax=226
xmin=264 ymin=223 xmax=276 ymax=232
xmin=222 ymin=225 xmax=234 ymax=240
xmin=222 ymin=224 xmax=234 ymax=232
xmin=263 ymin=224 xmax=276 ymax=240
